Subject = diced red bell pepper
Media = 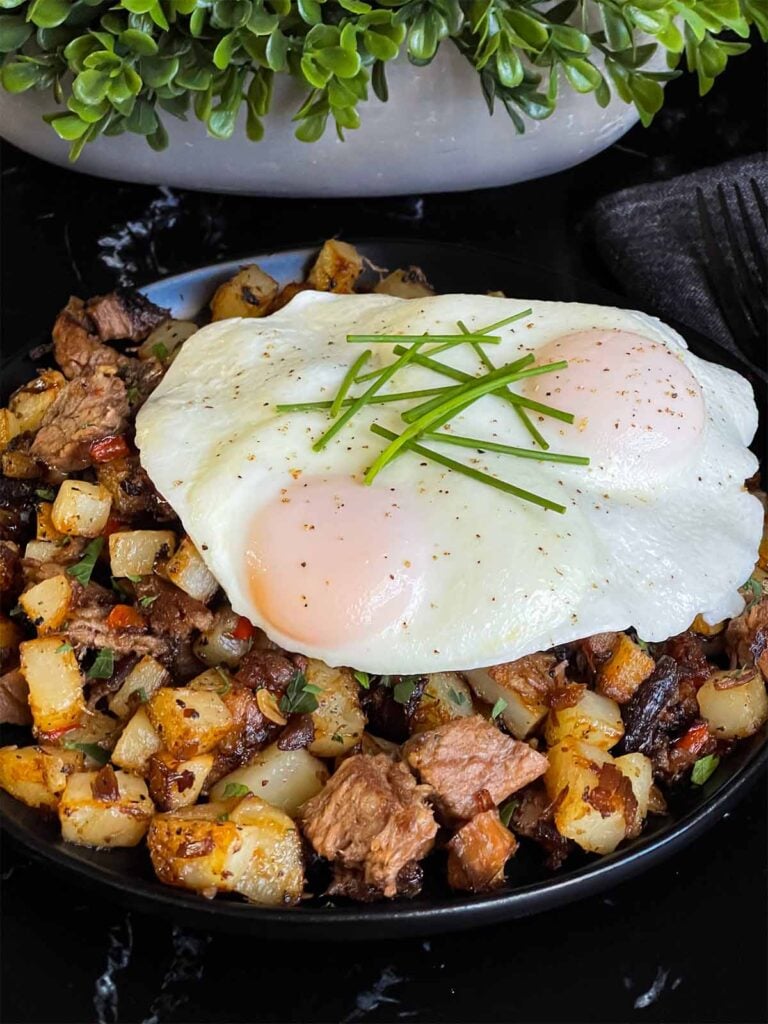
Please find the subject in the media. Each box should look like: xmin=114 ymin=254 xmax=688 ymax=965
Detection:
xmin=106 ymin=604 xmax=146 ymax=630
xmin=231 ymin=615 xmax=256 ymax=641
xmin=89 ymin=435 xmax=131 ymax=463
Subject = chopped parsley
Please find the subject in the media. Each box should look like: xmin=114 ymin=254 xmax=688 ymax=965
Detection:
xmin=448 ymin=687 xmax=469 ymax=707
xmin=55 ymin=643 xmax=73 ymax=654
xmin=214 ymin=667 xmax=231 ymax=696
xmin=63 ymin=740 xmax=110 ymax=766
xmin=393 ymin=678 xmax=417 ymax=705
xmin=331 ymin=732 xmax=344 ymax=744
xmin=744 ymin=576 xmax=763 ymax=605
xmin=499 ymin=797 xmax=519 ymax=827
xmin=87 ymin=648 xmax=114 ymax=679
xmin=152 ymin=342 xmax=169 ymax=361
xmin=139 ymin=595 xmax=158 ymax=608
xmin=353 ymin=669 xmax=370 ymax=690
xmin=216 ymin=811 xmax=230 ymax=822
xmin=221 ymin=782 xmax=251 ymax=799
xmin=135 ymin=687 xmax=149 ymax=704
xmin=490 ymin=697 xmax=508 ymax=721
xmin=126 ymin=386 xmax=140 ymax=405
xmin=35 ymin=487 xmax=55 ymax=501
xmin=279 ymin=672 xmax=321 ymax=715
xmin=125 ymin=573 xmax=143 ymax=583
xmin=691 ymin=754 xmax=720 ymax=786
xmin=67 ymin=537 xmax=104 ymax=586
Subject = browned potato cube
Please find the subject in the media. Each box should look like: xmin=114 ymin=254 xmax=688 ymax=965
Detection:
xmin=544 ymin=688 xmax=624 ymax=751
xmin=147 ymin=795 xmax=304 ymax=905
xmin=9 ymin=370 xmax=65 ymax=433
xmin=20 ymin=636 xmax=85 ymax=736
xmin=545 ymin=740 xmax=629 ymax=855
xmin=596 ymin=634 xmax=655 ymax=703
xmin=373 ymin=267 xmax=434 ymax=299
xmin=36 ymin=502 xmax=64 ymax=542
xmin=0 ymin=744 xmax=83 ymax=809
xmin=697 ymin=667 xmax=768 ymax=739
xmin=307 ymin=240 xmax=363 ymax=293
xmin=2 ymin=448 xmax=41 ymax=479
xmin=210 ymin=744 xmax=328 ymax=817
xmin=146 ymin=687 xmax=233 ymax=758
xmin=109 ymin=656 xmax=170 ymax=719
xmin=0 ymin=408 xmax=20 ymax=452
xmin=409 ymin=672 xmax=474 ymax=734
xmin=51 ymin=480 xmax=112 ymax=538
xmin=58 ymin=768 xmax=154 ymax=847
xmin=162 ymin=537 xmax=218 ymax=603
xmin=306 ymin=660 xmax=365 ymax=757
xmin=146 ymin=751 xmax=214 ymax=811
xmin=109 ymin=530 xmax=177 ymax=578
xmin=19 ymin=574 xmax=74 ymax=634
xmin=110 ymin=707 xmax=162 ymax=773
xmin=465 ymin=654 xmax=556 ymax=738
xmin=210 ymin=265 xmax=279 ymax=321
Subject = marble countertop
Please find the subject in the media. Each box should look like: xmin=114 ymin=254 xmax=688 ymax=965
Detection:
xmin=1 ymin=44 xmax=766 ymax=1024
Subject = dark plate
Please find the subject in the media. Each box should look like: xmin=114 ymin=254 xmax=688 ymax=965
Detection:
xmin=1 ymin=239 xmax=765 ymax=939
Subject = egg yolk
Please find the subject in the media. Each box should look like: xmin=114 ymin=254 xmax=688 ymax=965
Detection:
xmin=246 ymin=477 xmax=427 ymax=647
xmin=523 ymin=329 xmax=705 ymax=465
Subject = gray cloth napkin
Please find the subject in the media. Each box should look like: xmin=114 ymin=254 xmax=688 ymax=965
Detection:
xmin=590 ymin=151 xmax=768 ymax=355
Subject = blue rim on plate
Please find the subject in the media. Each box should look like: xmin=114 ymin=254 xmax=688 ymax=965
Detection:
xmin=1 ymin=239 xmax=765 ymax=939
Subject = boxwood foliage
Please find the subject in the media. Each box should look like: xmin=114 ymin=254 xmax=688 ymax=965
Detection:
xmin=0 ymin=0 xmax=764 ymax=158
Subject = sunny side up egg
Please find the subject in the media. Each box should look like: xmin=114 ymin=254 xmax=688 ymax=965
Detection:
xmin=135 ymin=292 xmax=762 ymax=675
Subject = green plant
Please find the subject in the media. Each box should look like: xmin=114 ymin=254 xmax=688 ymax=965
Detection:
xmin=0 ymin=0 xmax=764 ymax=158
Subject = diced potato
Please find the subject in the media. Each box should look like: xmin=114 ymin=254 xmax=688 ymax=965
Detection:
xmin=19 ymin=574 xmax=74 ymax=634
xmin=24 ymin=539 xmax=62 ymax=562
xmin=210 ymin=743 xmax=329 ymax=817
xmin=210 ymin=265 xmax=279 ymax=321
xmin=409 ymin=672 xmax=474 ymax=734
xmin=373 ymin=267 xmax=434 ymax=299
xmin=544 ymin=689 xmax=624 ymax=751
xmin=9 ymin=370 xmax=65 ymax=433
xmin=0 ymin=408 xmax=20 ymax=452
xmin=0 ymin=745 xmax=81 ymax=809
xmin=162 ymin=537 xmax=218 ymax=603
xmin=63 ymin=711 xmax=121 ymax=761
xmin=51 ymin=479 xmax=112 ymax=538
xmin=187 ymin=667 xmax=234 ymax=695
xmin=58 ymin=769 xmax=154 ymax=847
xmin=20 ymin=635 xmax=85 ymax=736
xmin=2 ymin=448 xmax=41 ymax=479
xmin=596 ymin=634 xmax=655 ymax=704
xmin=36 ymin=501 xmax=64 ymax=542
xmin=697 ymin=667 xmax=768 ymax=739
xmin=614 ymin=751 xmax=653 ymax=834
xmin=146 ymin=687 xmax=233 ymax=758
xmin=465 ymin=655 xmax=555 ymax=738
xmin=109 ymin=530 xmax=176 ymax=578
xmin=138 ymin=319 xmax=198 ymax=361
xmin=306 ymin=660 xmax=365 ymax=756
xmin=544 ymin=740 xmax=627 ymax=855
xmin=109 ymin=656 xmax=170 ymax=719
xmin=147 ymin=795 xmax=304 ymax=905
xmin=147 ymin=751 xmax=213 ymax=811
xmin=307 ymin=239 xmax=363 ymax=293
xmin=193 ymin=606 xmax=253 ymax=668
xmin=111 ymin=706 xmax=162 ymax=773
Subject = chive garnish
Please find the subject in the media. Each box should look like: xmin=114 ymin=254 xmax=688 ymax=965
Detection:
xmin=465 ymin=308 xmax=533 ymax=334
xmin=276 ymin=387 xmax=447 ymax=414
xmin=330 ymin=348 xmax=371 ymax=418
xmin=369 ymin=424 xmax=566 ymax=513
xmin=364 ymin=361 xmax=552 ymax=484
xmin=422 ymin=430 xmax=589 ymax=464
xmin=346 ymin=333 xmax=502 ymax=344
xmin=311 ymin=341 xmax=424 ymax=451
xmin=399 ymin=355 xmax=537 ymax=423
xmin=460 ymin=321 xmax=550 ymax=450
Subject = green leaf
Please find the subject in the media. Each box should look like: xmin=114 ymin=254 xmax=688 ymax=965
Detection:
xmin=499 ymin=797 xmax=519 ymax=827
xmin=207 ymin=106 xmax=238 ymax=138
xmin=562 ymin=57 xmax=602 ymax=92
xmin=119 ymin=28 xmax=158 ymax=55
xmin=1 ymin=60 xmax=42 ymax=92
xmin=245 ymin=102 xmax=263 ymax=139
xmin=363 ymin=27 xmax=399 ymax=61
xmin=27 ymin=0 xmax=71 ymax=29
xmin=73 ymin=68 xmax=110 ymax=104
xmin=125 ymin=96 xmax=158 ymax=134
xmin=47 ymin=111 xmax=90 ymax=138
xmin=87 ymin=647 xmax=115 ymax=679
xmin=246 ymin=4 xmax=278 ymax=34
xmin=141 ymin=54 xmax=179 ymax=87
xmin=175 ymin=65 xmax=211 ymax=91
xmin=55 ymin=642 xmax=73 ymax=654
xmin=371 ymin=58 xmax=388 ymax=101
xmin=148 ymin=0 xmax=169 ymax=31
xmin=63 ymin=740 xmax=110 ymax=766
xmin=189 ymin=4 xmax=206 ymax=35
xmin=353 ymin=669 xmax=370 ymax=689
xmin=265 ymin=27 xmax=287 ymax=71
xmin=279 ymin=671 xmax=321 ymax=715
xmin=691 ymin=753 xmax=720 ymax=786
xmin=63 ymin=34 xmax=98 ymax=69
xmin=504 ymin=9 xmax=549 ymax=49
xmin=333 ymin=103 xmax=359 ymax=129
xmin=393 ymin=678 xmax=417 ymax=704
xmin=0 ymin=14 xmax=33 ymax=52
xmin=68 ymin=94 xmax=110 ymax=121
xmin=490 ymin=697 xmax=507 ymax=720
xmin=300 ymin=53 xmax=330 ymax=88
xmin=298 ymin=0 xmax=322 ymax=25
xmin=601 ymin=6 xmax=632 ymax=50
xmin=222 ymin=782 xmax=251 ymax=799
xmin=315 ymin=45 xmax=360 ymax=78
xmin=213 ymin=31 xmax=239 ymax=69
xmin=496 ymin=42 xmax=523 ymax=88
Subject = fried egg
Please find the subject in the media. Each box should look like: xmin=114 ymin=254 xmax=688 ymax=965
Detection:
xmin=136 ymin=292 xmax=762 ymax=673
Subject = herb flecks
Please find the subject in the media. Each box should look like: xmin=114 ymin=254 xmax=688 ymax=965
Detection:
xmin=67 ymin=537 xmax=105 ymax=586
xmin=87 ymin=648 xmax=115 ymax=679
xmin=279 ymin=672 xmax=321 ymax=716
xmin=691 ymin=754 xmax=720 ymax=786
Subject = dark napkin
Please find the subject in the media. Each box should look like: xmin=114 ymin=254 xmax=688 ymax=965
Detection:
xmin=590 ymin=151 xmax=768 ymax=355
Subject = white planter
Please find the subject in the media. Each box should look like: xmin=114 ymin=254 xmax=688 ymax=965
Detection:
xmin=0 ymin=46 xmax=640 ymax=197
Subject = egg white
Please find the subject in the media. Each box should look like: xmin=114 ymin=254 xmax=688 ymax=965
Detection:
xmin=136 ymin=291 xmax=762 ymax=673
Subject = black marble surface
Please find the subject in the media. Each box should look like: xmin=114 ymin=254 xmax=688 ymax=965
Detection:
xmin=1 ymin=46 xmax=767 ymax=1024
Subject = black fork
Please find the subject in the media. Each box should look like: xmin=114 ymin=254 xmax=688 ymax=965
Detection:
xmin=696 ymin=178 xmax=767 ymax=370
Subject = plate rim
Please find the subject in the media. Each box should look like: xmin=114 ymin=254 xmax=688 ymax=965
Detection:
xmin=2 ymin=237 xmax=765 ymax=938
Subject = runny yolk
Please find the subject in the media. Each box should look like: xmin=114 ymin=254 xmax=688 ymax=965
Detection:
xmin=246 ymin=476 xmax=427 ymax=647
xmin=523 ymin=329 xmax=705 ymax=465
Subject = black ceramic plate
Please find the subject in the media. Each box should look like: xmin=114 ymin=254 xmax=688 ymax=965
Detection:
xmin=1 ymin=240 xmax=766 ymax=940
